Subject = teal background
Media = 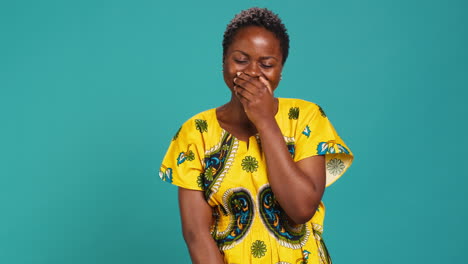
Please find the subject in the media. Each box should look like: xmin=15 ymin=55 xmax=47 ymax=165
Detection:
xmin=1 ymin=0 xmax=467 ymax=263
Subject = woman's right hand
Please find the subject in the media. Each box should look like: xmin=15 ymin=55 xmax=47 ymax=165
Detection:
xmin=233 ymin=72 xmax=277 ymax=130
xmin=178 ymin=187 xmax=225 ymax=264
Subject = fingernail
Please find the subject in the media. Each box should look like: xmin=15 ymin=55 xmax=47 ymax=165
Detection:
xmin=236 ymin=72 xmax=241 ymax=76
xmin=233 ymin=77 xmax=237 ymax=82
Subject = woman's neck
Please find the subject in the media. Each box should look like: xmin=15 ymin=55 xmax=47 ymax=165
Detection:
xmin=225 ymin=95 xmax=252 ymax=125
xmin=216 ymin=94 xmax=257 ymax=136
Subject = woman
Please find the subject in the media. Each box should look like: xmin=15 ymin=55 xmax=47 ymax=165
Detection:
xmin=159 ymin=7 xmax=353 ymax=264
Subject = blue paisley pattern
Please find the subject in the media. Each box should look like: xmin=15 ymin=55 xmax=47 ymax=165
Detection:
xmin=212 ymin=187 xmax=255 ymax=250
xmin=199 ymin=132 xmax=237 ymax=200
xmin=258 ymin=184 xmax=310 ymax=249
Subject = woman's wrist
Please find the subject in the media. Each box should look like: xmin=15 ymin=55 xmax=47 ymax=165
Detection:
xmin=255 ymin=116 xmax=279 ymax=134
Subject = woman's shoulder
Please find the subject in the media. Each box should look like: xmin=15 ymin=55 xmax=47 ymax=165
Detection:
xmin=173 ymin=108 xmax=220 ymax=142
xmin=178 ymin=108 xmax=217 ymax=127
xmin=278 ymin=97 xmax=325 ymax=116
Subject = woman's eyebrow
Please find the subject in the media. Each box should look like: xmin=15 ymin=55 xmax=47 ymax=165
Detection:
xmin=259 ymin=56 xmax=279 ymax=61
xmin=232 ymin=50 xmax=279 ymax=61
xmin=232 ymin=50 xmax=249 ymax=56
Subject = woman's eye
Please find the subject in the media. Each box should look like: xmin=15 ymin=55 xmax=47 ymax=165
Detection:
xmin=261 ymin=64 xmax=273 ymax=68
xmin=234 ymin=59 xmax=248 ymax=64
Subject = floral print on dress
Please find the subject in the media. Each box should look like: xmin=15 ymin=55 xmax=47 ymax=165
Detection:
xmin=251 ymin=240 xmax=267 ymax=258
xmin=195 ymin=119 xmax=208 ymax=133
xmin=176 ymin=144 xmax=195 ymax=166
xmin=327 ymin=158 xmax=345 ymax=176
xmin=196 ymin=173 xmax=204 ymax=189
xmin=288 ymin=107 xmax=300 ymax=120
xmin=242 ymin=156 xmax=259 ymax=172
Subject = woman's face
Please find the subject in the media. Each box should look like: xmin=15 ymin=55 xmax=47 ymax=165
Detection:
xmin=223 ymin=26 xmax=283 ymax=93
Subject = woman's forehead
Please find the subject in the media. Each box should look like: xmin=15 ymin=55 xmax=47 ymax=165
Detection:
xmin=229 ymin=26 xmax=282 ymax=56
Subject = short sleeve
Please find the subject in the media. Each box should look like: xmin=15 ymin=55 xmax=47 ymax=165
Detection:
xmin=294 ymin=103 xmax=354 ymax=187
xmin=159 ymin=119 xmax=205 ymax=191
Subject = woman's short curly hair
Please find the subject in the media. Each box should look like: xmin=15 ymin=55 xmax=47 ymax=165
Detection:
xmin=222 ymin=7 xmax=290 ymax=65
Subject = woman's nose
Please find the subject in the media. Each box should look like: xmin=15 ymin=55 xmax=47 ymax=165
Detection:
xmin=245 ymin=63 xmax=260 ymax=77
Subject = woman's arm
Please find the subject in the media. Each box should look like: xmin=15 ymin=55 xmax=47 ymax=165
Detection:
xmin=234 ymin=73 xmax=326 ymax=224
xmin=256 ymin=121 xmax=326 ymax=224
xmin=178 ymin=187 xmax=225 ymax=264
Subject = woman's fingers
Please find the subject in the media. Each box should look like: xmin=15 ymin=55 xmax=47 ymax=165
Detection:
xmin=234 ymin=85 xmax=254 ymax=102
xmin=234 ymin=72 xmax=269 ymax=94
xmin=233 ymin=72 xmax=276 ymax=125
xmin=259 ymin=76 xmax=272 ymax=94
xmin=234 ymin=86 xmax=251 ymax=108
xmin=233 ymin=77 xmax=257 ymax=93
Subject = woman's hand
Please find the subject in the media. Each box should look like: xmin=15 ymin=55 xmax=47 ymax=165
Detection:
xmin=233 ymin=72 xmax=276 ymax=129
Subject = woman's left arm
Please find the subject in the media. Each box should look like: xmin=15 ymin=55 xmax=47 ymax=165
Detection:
xmin=234 ymin=73 xmax=326 ymax=225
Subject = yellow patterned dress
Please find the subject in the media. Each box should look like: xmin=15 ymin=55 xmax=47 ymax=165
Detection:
xmin=159 ymin=98 xmax=353 ymax=264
